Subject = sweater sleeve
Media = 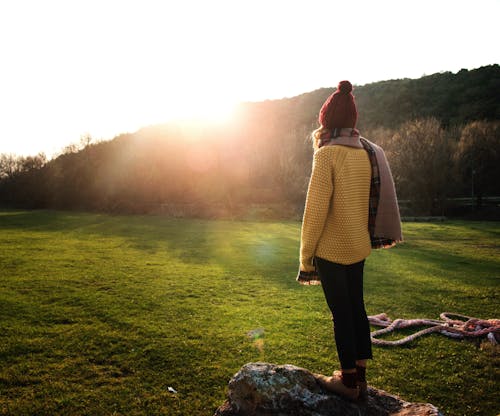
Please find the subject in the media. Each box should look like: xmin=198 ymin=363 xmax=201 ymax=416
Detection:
xmin=299 ymin=148 xmax=334 ymax=272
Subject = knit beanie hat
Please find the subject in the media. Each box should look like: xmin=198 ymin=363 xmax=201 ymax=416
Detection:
xmin=318 ymin=80 xmax=358 ymax=129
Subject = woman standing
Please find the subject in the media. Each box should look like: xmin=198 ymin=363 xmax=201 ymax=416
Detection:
xmin=297 ymin=81 xmax=402 ymax=400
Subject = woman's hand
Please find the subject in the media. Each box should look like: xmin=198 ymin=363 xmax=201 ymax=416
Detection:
xmin=296 ymin=269 xmax=321 ymax=285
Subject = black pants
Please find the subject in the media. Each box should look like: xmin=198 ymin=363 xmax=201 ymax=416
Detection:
xmin=316 ymin=257 xmax=373 ymax=370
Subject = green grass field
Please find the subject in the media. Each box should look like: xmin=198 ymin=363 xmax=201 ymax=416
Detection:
xmin=0 ymin=210 xmax=498 ymax=416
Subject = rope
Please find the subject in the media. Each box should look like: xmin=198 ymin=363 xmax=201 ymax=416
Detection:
xmin=368 ymin=312 xmax=500 ymax=346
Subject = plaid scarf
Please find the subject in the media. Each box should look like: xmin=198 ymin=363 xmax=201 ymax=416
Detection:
xmin=359 ymin=138 xmax=397 ymax=249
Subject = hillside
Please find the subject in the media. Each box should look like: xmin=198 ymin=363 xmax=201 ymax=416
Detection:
xmin=239 ymin=64 xmax=499 ymax=132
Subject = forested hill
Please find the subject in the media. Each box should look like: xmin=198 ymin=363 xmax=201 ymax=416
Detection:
xmin=241 ymin=64 xmax=499 ymax=132
xmin=356 ymin=64 xmax=499 ymax=128
xmin=1 ymin=64 xmax=499 ymax=217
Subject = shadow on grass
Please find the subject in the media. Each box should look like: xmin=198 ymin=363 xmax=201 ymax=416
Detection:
xmin=2 ymin=211 xmax=498 ymax=294
xmin=389 ymin=243 xmax=499 ymax=288
xmin=0 ymin=210 xmax=301 ymax=289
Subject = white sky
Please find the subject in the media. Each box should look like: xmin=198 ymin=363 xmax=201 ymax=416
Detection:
xmin=0 ymin=0 xmax=498 ymax=157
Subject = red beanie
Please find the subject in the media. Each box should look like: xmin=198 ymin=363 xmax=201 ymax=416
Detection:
xmin=318 ymin=80 xmax=358 ymax=129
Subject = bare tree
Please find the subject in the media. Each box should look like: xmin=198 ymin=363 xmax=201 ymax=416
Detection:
xmin=79 ymin=133 xmax=93 ymax=149
xmin=19 ymin=153 xmax=47 ymax=172
xmin=455 ymin=120 xmax=500 ymax=208
xmin=276 ymin=126 xmax=311 ymax=205
xmin=0 ymin=154 xmax=20 ymax=179
xmin=389 ymin=118 xmax=457 ymax=215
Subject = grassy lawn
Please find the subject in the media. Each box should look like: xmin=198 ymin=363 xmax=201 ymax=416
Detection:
xmin=0 ymin=210 xmax=498 ymax=416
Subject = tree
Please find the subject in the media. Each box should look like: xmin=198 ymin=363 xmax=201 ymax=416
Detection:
xmin=455 ymin=120 xmax=500 ymax=208
xmin=388 ymin=118 xmax=457 ymax=215
xmin=0 ymin=153 xmax=48 ymax=207
xmin=19 ymin=153 xmax=47 ymax=172
xmin=0 ymin=153 xmax=47 ymax=177
xmin=275 ymin=125 xmax=311 ymax=206
xmin=0 ymin=154 xmax=20 ymax=179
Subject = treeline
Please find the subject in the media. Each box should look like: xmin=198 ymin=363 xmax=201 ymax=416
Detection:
xmin=0 ymin=121 xmax=313 ymax=217
xmin=1 ymin=65 xmax=499 ymax=218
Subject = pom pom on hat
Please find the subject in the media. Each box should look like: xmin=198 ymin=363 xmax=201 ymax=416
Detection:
xmin=318 ymin=80 xmax=358 ymax=129
xmin=337 ymin=80 xmax=353 ymax=95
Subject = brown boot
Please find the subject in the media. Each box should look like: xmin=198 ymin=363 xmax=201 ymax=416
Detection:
xmin=356 ymin=365 xmax=368 ymax=399
xmin=316 ymin=371 xmax=359 ymax=401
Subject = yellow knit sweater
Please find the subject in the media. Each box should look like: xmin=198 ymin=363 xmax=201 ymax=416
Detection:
xmin=300 ymin=145 xmax=372 ymax=271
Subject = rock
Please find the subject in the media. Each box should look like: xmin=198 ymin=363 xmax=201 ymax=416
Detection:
xmin=214 ymin=362 xmax=443 ymax=416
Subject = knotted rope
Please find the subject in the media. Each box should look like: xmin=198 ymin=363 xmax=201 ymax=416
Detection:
xmin=368 ymin=312 xmax=500 ymax=346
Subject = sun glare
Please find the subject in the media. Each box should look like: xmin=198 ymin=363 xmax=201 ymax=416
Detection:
xmin=167 ymin=96 xmax=237 ymax=125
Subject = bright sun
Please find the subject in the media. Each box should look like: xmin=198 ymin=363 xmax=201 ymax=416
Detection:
xmin=165 ymin=95 xmax=237 ymax=125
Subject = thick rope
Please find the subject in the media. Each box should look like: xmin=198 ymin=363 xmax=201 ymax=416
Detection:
xmin=368 ymin=312 xmax=500 ymax=346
